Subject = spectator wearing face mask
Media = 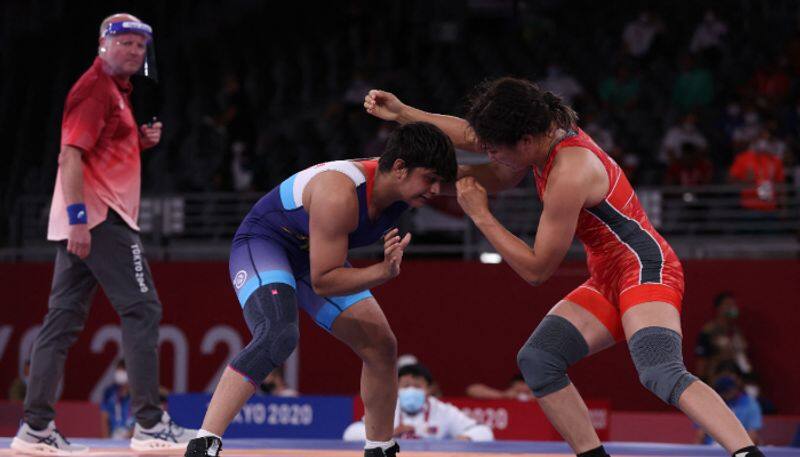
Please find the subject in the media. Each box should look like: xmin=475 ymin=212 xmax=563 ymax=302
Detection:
xmin=100 ymin=360 xmax=135 ymax=439
xmin=343 ymin=364 xmax=493 ymax=442
xmin=694 ymin=373 xmax=762 ymax=445
xmin=729 ymin=134 xmax=786 ymax=212
xmin=695 ymin=293 xmax=754 ymax=382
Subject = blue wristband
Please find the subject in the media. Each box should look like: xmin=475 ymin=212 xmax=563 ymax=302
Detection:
xmin=67 ymin=203 xmax=88 ymax=225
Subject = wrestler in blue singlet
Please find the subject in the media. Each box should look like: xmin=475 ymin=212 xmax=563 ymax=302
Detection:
xmin=229 ymin=159 xmax=407 ymax=330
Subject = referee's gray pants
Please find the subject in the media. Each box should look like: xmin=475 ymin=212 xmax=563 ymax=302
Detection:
xmin=24 ymin=211 xmax=163 ymax=429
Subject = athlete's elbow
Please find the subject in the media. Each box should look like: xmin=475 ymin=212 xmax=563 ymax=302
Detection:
xmin=310 ymin=279 xmax=331 ymax=296
xmin=522 ymin=269 xmax=552 ymax=287
xmin=310 ymin=273 xmax=329 ymax=296
xmin=526 ymin=276 xmax=545 ymax=287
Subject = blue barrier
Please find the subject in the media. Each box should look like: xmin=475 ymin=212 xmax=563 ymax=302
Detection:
xmin=168 ymin=394 xmax=354 ymax=439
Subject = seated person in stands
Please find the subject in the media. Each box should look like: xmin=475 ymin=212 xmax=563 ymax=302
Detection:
xmin=695 ymin=373 xmax=762 ymax=445
xmin=343 ymin=364 xmax=493 ymax=441
xmin=466 ymin=373 xmax=534 ymax=401
xmin=100 ymin=360 xmax=135 ymax=439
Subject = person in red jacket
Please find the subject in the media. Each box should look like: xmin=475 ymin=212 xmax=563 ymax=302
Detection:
xmin=10 ymin=13 xmax=194 ymax=456
xmin=729 ymin=139 xmax=785 ymax=211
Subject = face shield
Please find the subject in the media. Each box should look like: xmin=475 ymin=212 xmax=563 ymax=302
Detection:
xmin=100 ymin=20 xmax=158 ymax=82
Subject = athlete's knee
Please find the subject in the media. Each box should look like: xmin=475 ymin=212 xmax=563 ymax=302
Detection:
xmin=516 ymin=315 xmax=589 ymax=397
xmin=358 ymin=327 xmax=397 ymax=367
xmin=230 ymin=284 xmax=299 ymax=383
xmin=628 ymin=326 xmax=698 ymax=406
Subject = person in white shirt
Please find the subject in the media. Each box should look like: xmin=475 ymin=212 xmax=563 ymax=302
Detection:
xmin=343 ymin=364 xmax=494 ymax=442
xmin=690 ymin=10 xmax=728 ymax=55
xmin=622 ymin=11 xmax=663 ymax=58
xmin=659 ymin=113 xmax=708 ymax=164
xmin=537 ymin=64 xmax=584 ymax=106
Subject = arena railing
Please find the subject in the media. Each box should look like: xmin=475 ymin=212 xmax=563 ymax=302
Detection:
xmin=5 ymin=184 xmax=799 ymax=261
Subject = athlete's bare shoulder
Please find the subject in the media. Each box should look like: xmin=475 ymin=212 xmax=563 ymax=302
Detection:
xmin=303 ymin=171 xmax=359 ymax=231
xmin=548 ymin=146 xmax=608 ymax=207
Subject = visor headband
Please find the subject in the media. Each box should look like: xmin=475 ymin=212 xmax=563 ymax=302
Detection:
xmin=103 ymin=21 xmax=153 ymax=40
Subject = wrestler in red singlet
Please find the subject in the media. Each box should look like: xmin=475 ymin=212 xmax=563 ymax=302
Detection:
xmin=534 ymin=128 xmax=684 ymax=341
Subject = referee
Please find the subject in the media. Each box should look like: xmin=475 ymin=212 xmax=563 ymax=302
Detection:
xmin=11 ymin=13 xmax=194 ymax=455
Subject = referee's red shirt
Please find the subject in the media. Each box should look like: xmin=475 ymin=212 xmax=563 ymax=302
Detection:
xmin=48 ymin=57 xmax=142 ymax=240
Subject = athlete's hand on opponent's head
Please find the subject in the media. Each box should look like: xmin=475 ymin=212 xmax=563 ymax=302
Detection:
xmin=456 ymin=177 xmax=490 ymax=219
xmin=67 ymin=224 xmax=91 ymax=259
xmin=382 ymin=227 xmax=412 ymax=279
xmin=364 ymin=90 xmax=405 ymax=122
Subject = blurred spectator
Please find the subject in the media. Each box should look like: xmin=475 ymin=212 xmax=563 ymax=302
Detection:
xmin=466 ymin=373 xmax=534 ymax=402
xmin=599 ymin=64 xmax=641 ymax=111
xmin=537 ymin=64 xmax=584 ymax=105
xmin=694 ymin=293 xmax=753 ymax=382
xmin=7 ymin=0 xmax=800 ymax=236
xmin=343 ymin=364 xmax=494 ymax=441
xmin=689 ymin=9 xmax=728 ymax=55
xmin=258 ymin=365 xmax=298 ymax=397
xmin=582 ymin=112 xmax=615 ymax=153
xmin=732 ymin=106 xmax=762 ymax=152
xmin=759 ymin=121 xmax=788 ymax=159
xmin=729 ymin=136 xmax=786 ymax=211
xmin=397 ymin=354 xmax=419 ymax=369
xmin=396 ymin=354 xmax=442 ymax=397
xmin=672 ymin=55 xmax=714 ymax=113
xmin=664 ymin=143 xmax=713 ymax=186
xmin=8 ymin=359 xmax=31 ymax=402
xmin=741 ymin=373 xmax=777 ymax=416
xmin=622 ymin=11 xmax=664 ymax=59
xmin=231 ymin=141 xmax=255 ymax=192
xmin=218 ymin=71 xmax=254 ymax=148
xmin=100 ymin=360 xmax=135 ymax=439
xmin=751 ymin=58 xmax=791 ymax=106
xmin=718 ymin=102 xmax=744 ymax=147
xmin=659 ymin=113 xmax=708 ymax=164
xmin=694 ymin=373 xmax=762 ymax=445
xmin=177 ymin=102 xmax=228 ymax=191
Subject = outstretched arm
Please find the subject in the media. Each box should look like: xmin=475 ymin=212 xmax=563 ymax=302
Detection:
xmin=364 ymin=89 xmax=479 ymax=152
xmin=365 ymin=89 xmax=528 ymax=195
xmin=307 ymin=173 xmax=411 ymax=296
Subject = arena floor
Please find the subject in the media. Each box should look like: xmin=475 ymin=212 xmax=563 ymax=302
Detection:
xmin=2 ymin=438 xmax=799 ymax=457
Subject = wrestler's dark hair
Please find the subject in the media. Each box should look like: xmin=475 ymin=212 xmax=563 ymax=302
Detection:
xmin=466 ymin=76 xmax=578 ymax=147
xmin=379 ymin=122 xmax=457 ymax=183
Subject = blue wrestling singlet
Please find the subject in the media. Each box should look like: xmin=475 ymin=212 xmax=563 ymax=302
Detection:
xmin=228 ymin=159 xmax=408 ymax=330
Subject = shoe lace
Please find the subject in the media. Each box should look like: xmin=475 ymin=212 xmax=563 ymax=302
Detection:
xmin=26 ymin=428 xmax=70 ymax=448
xmin=142 ymin=419 xmax=184 ymax=443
